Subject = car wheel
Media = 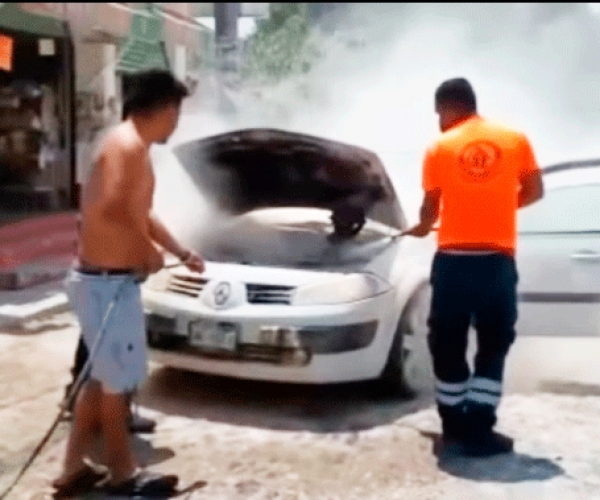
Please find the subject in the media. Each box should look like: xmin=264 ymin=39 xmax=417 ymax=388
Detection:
xmin=379 ymin=284 xmax=433 ymax=397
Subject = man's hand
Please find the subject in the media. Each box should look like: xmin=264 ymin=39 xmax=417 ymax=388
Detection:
xmin=401 ymin=222 xmax=434 ymax=238
xmin=182 ymin=250 xmax=205 ymax=274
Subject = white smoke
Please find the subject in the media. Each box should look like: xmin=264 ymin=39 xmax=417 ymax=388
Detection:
xmin=153 ymin=3 xmax=600 ymax=234
xmin=148 ymin=3 xmax=600 ymax=392
xmin=192 ymin=3 xmax=600 ymax=220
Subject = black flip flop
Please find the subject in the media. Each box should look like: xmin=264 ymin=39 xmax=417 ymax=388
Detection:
xmin=104 ymin=470 xmax=179 ymax=497
xmin=51 ymin=464 xmax=110 ymax=498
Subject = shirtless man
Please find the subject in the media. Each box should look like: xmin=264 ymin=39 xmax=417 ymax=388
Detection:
xmin=52 ymin=70 xmax=204 ymax=497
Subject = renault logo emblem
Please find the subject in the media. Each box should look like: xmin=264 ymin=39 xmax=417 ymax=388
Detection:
xmin=213 ymin=282 xmax=231 ymax=306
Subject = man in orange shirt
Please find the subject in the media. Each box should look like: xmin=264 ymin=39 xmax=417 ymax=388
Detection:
xmin=403 ymin=78 xmax=544 ymax=457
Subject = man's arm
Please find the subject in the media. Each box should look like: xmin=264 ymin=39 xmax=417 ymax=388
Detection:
xmin=518 ymin=169 xmax=544 ymax=208
xmin=402 ymin=189 xmax=441 ymax=237
xmin=148 ymin=212 xmax=190 ymax=261
xmin=518 ymin=135 xmax=544 ymax=209
xmin=420 ymin=189 xmax=441 ymax=228
xmin=148 ymin=212 xmax=205 ymax=273
xmin=402 ymin=145 xmax=441 ymax=237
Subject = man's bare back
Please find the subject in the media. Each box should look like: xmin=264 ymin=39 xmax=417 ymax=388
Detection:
xmin=78 ymin=121 xmax=162 ymax=272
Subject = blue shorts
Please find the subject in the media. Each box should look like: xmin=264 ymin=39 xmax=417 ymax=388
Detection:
xmin=64 ymin=269 xmax=148 ymax=394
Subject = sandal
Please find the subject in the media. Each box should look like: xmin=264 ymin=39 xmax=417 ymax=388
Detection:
xmin=105 ymin=469 xmax=179 ymax=497
xmin=51 ymin=463 xmax=109 ymax=498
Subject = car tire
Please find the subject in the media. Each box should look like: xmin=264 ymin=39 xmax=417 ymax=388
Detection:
xmin=379 ymin=284 xmax=433 ymax=397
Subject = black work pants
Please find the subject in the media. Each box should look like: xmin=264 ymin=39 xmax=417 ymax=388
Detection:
xmin=71 ymin=334 xmax=89 ymax=384
xmin=427 ymin=251 xmax=518 ymax=437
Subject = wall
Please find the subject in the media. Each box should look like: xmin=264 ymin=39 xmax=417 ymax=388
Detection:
xmin=63 ymin=3 xmax=205 ymax=187
xmin=162 ymin=3 xmax=206 ymax=81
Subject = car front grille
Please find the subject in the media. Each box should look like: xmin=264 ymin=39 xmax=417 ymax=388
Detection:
xmin=165 ymin=276 xmax=295 ymax=303
xmin=246 ymin=284 xmax=296 ymax=305
xmin=167 ymin=274 xmax=209 ymax=298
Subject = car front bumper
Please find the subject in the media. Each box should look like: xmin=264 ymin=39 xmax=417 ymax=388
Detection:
xmin=142 ymin=288 xmax=398 ymax=384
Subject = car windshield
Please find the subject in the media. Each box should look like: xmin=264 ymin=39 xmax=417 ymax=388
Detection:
xmin=193 ymin=207 xmax=398 ymax=269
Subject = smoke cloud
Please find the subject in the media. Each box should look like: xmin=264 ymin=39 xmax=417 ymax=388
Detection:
xmin=149 ymin=3 xmax=600 ymax=392
xmin=153 ymin=2 xmax=600 ymax=233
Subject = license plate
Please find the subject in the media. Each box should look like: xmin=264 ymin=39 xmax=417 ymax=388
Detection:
xmin=189 ymin=320 xmax=238 ymax=352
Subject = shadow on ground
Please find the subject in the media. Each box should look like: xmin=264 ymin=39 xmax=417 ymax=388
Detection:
xmin=539 ymin=380 xmax=600 ymax=397
xmin=419 ymin=431 xmax=565 ymax=483
xmin=133 ymin=436 xmax=176 ymax=468
xmin=137 ymin=367 xmax=435 ymax=434
xmin=439 ymin=452 xmax=564 ymax=483
xmin=0 ymin=321 xmax=73 ymax=336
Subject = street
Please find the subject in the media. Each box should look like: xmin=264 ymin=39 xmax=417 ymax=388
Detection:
xmin=0 ymin=282 xmax=600 ymax=499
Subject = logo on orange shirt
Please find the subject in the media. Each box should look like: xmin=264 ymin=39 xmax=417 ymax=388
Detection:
xmin=458 ymin=140 xmax=502 ymax=183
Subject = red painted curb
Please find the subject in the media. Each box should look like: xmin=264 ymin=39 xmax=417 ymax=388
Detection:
xmin=0 ymin=213 xmax=78 ymax=241
xmin=0 ymin=213 xmax=78 ymax=271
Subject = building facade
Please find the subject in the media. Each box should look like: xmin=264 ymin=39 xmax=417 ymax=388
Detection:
xmin=62 ymin=2 xmax=210 ymax=197
xmin=0 ymin=3 xmax=76 ymax=218
xmin=0 ymin=3 xmax=210 ymax=217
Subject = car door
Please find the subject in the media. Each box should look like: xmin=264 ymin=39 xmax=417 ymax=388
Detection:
xmin=516 ymin=181 xmax=600 ymax=337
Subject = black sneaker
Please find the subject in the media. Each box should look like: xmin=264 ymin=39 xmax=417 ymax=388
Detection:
xmin=463 ymin=430 xmax=514 ymax=457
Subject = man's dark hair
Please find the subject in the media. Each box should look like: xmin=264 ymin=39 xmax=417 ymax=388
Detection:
xmin=435 ymin=78 xmax=477 ymax=113
xmin=122 ymin=69 xmax=189 ymax=120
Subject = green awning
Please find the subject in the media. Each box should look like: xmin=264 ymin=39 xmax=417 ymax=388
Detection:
xmin=115 ymin=5 xmax=170 ymax=74
xmin=115 ymin=39 xmax=170 ymax=74
xmin=0 ymin=4 xmax=68 ymax=38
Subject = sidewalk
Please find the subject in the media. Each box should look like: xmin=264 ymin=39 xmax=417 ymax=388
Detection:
xmin=0 ymin=278 xmax=70 ymax=327
xmin=0 ymin=212 xmax=78 ymax=290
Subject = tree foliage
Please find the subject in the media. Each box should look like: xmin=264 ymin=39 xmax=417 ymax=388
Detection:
xmin=242 ymin=3 xmax=321 ymax=84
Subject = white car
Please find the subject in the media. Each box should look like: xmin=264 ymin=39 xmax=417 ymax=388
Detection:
xmin=516 ymin=160 xmax=600 ymax=337
xmin=142 ymin=128 xmax=435 ymax=395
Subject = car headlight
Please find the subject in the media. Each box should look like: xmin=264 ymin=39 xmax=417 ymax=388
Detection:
xmin=144 ymin=269 xmax=171 ymax=292
xmin=292 ymin=273 xmax=391 ymax=306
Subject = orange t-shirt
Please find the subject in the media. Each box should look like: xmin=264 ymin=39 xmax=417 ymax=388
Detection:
xmin=423 ymin=115 xmax=540 ymax=254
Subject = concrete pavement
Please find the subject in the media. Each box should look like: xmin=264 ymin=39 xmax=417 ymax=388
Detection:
xmin=0 ymin=279 xmax=70 ymax=328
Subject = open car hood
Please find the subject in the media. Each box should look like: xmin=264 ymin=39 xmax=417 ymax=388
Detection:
xmin=172 ymin=128 xmax=406 ymax=230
